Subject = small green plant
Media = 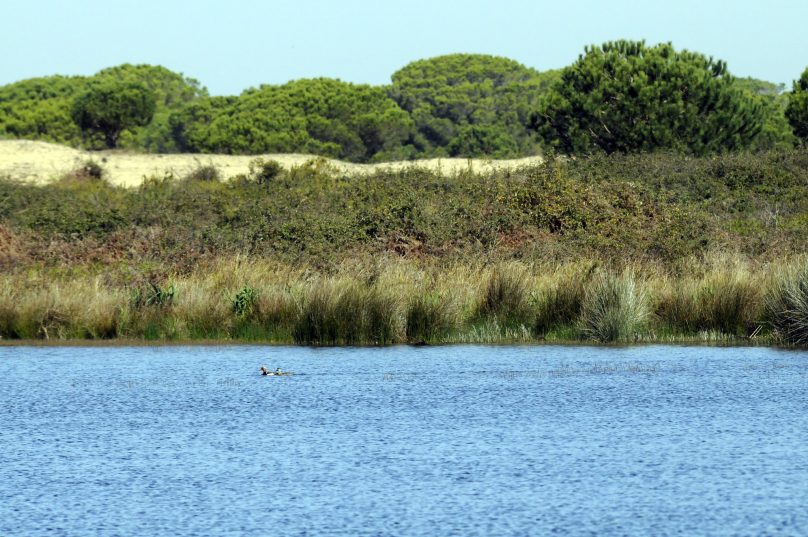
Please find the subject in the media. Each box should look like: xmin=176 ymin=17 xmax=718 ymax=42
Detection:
xmin=185 ymin=164 xmax=220 ymax=182
xmin=79 ymin=160 xmax=105 ymax=180
xmin=231 ymin=286 xmax=259 ymax=317
xmin=249 ymin=158 xmax=283 ymax=184
xmin=131 ymin=282 xmax=176 ymax=308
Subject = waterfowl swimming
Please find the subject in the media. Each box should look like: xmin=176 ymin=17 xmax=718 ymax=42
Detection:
xmin=260 ymin=366 xmax=291 ymax=376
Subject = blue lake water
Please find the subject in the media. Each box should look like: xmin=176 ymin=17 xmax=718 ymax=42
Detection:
xmin=2 ymin=344 xmax=808 ymax=536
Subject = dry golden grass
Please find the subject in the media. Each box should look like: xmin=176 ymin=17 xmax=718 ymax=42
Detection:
xmin=0 ymin=255 xmax=800 ymax=345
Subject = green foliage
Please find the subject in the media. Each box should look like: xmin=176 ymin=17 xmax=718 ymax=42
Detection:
xmin=390 ymin=54 xmax=557 ymax=157
xmin=232 ymin=286 xmax=259 ymax=317
xmin=169 ymin=79 xmax=414 ymax=162
xmin=786 ymin=68 xmax=808 ymax=143
xmin=0 ymin=75 xmax=86 ymax=144
xmin=534 ymin=40 xmax=764 ymax=155
xmin=131 ymin=282 xmax=177 ymax=308
xmin=0 ymin=52 xmax=792 ymax=160
xmin=249 ymin=158 xmax=283 ymax=184
xmin=95 ymin=64 xmax=207 ymax=151
xmin=0 ymin=64 xmax=203 ymax=150
xmin=580 ymin=270 xmax=648 ymax=342
xmin=4 ymin=148 xmax=808 ymax=271
xmin=735 ymin=77 xmax=796 ymax=150
xmin=71 ymin=80 xmax=157 ymax=148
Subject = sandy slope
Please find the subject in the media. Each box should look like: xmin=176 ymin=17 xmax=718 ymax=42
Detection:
xmin=0 ymin=140 xmax=544 ymax=187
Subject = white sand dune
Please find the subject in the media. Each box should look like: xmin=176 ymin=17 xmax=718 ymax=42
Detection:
xmin=0 ymin=140 xmax=544 ymax=187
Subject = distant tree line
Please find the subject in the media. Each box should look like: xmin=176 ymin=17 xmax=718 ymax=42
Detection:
xmin=0 ymin=43 xmax=806 ymax=161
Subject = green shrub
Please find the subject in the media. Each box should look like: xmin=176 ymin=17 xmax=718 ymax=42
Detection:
xmin=131 ymin=282 xmax=176 ymax=308
xmin=231 ymin=286 xmax=259 ymax=317
xmin=405 ymin=293 xmax=455 ymax=343
xmin=75 ymin=159 xmax=105 ymax=181
xmin=249 ymin=158 xmax=283 ymax=184
xmin=580 ymin=270 xmax=648 ymax=342
xmin=766 ymin=263 xmax=808 ymax=345
xmin=534 ymin=267 xmax=593 ymax=335
xmin=478 ymin=264 xmax=533 ymax=326
xmin=185 ymin=164 xmax=220 ymax=182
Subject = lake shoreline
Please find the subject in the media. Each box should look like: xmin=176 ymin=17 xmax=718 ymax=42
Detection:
xmin=0 ymin=337 xmax=780 ymax=349
xmin=3 ymin=256 xmax=806 ymax=347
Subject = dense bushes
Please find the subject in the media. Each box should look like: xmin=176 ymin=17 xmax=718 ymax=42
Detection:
xmin=2 ymin=46 xmax=802 ymax=161
xmin=786 ymin=68 xmax=808 ymax=143
xmin=72 ymin=80 xmax=156 ymax=148
xmin=389 ymin=54 xmax=558 ymax=158
xmin=2 ymin=149 xmax=808 ymax=273
xmin=532 ymin=40 xmax=764 ymax=155
xmin=169 ymin=78 xmax=414 ymax=161
xmin=0 ymin=64 xmax=204 ymax=150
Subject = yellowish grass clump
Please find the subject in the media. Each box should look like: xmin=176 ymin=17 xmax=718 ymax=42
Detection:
xmin=0 ymin=276 xmax=124 ymax=339
xmin=1 ymin=255 xmax=802 ymax=346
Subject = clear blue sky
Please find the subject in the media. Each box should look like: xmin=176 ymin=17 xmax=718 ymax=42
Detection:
xmin=2 ymin=0 xmax=807 ymax=95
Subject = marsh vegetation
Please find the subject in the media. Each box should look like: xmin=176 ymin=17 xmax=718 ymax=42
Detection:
xmin=2 ymin=251 xmax=808 ymax=346
xmin=2 ymin=146 xmax=808 ymax=345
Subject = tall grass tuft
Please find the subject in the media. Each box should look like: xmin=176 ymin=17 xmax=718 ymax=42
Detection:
xmin=293 ymin=279 xmax=402 ymax=345
xmin=293 ymin=282 xmax=337 ymax=345
xmin=478 ymin=264 xmax=534 ymax=327
xmin=766 ymin=262 xmax=808 ymax=345
xmin=405 ymin=293 xmax=456 ymax=343
xmin=249 ymin=286 xmax=299 ymax=339
xmin=580 ymin=270 xmax=649 ymax=342
xmin=3 ymin=280 xmax=124 ymax=339
xmin=0 ymin=286 xmax=20 ymax=338
xmin=656 ymin=264 xmax=762 ymax=336
xmin=171 ymin=281 xmax=231 ymax=339
xmin=534 ymin=264 xmax=595 ymax=336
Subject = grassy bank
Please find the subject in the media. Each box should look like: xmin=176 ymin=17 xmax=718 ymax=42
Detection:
xmin=2 ymin=256 xmax=808 ymax=346
xmin=3 ymin=148 xmax=808 ymax=346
